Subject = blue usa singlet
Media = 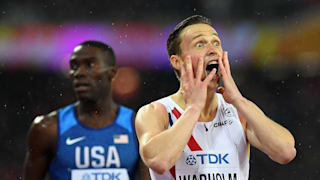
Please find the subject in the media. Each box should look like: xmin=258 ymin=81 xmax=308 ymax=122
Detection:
xmin=49 ymin=104 xmax=139 ymax=180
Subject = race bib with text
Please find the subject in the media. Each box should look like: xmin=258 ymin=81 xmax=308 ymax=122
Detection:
xmin=71 ymin=168 xmax=129 ymax=180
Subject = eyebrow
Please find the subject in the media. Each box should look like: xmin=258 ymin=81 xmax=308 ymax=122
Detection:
xmin=69 ymin=56 xmax=96 ymax=64
xmin=192 ymin=32 xmax=219 ymax=40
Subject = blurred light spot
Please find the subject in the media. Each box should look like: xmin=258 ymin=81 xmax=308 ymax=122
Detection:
xmin=112 ymin=67 xmax=140 ymax=100
xmin=34 ymin=115 xmax=44 ymax=124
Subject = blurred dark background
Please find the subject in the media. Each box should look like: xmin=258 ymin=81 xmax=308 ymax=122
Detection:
xmin=1 ymin=0 xmax=320 ymax=179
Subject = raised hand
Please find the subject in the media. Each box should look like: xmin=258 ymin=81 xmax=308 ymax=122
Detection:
xmin=217 ymin=51 xmax=244 ymax=105
xmin=180 ymin=56 xmax=217 ymax=110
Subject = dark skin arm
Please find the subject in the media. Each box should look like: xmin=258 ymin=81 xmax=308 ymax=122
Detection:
xmin=136 ymin=158 xmax=151 ymax=180
xmin=23 ymin=112 xmax=58 ymax=180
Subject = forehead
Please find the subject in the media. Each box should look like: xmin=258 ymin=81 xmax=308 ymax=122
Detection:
xmin=180 ymin=24 xmax=219 ymax=42
xmin=71 ymin=45 xmax=104 ymax=60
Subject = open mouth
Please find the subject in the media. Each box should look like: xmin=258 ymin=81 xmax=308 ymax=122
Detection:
xmin=206 ymin=64 xmax=219 ymax=74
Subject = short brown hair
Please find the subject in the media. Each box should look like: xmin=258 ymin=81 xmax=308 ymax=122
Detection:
xmin=167 ymin=15 xmax=212 ymax=78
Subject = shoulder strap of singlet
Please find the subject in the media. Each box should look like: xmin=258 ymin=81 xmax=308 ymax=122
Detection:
xmin=217 ymin=94 xmax=247 ymax=148
xmin=58 ymin=104 xmax=77 ymax=136
xmin=115 ymin=105 xmax=134 ymax=133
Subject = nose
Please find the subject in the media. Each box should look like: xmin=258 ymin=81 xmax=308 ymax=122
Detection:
xmin=207 ymin=46 xmax=219 ymax=57
xmin=207 ymin=42 xmax=222 ymax=56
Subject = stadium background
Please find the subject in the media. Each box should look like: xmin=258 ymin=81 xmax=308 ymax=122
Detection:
xmin=0 ymin=0 xmax=319 ymax=179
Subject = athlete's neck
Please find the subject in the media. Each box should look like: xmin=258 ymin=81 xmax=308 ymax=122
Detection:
xmin=200 ymin=91 xmax=218 ymax=122
xmin=77 ymin=96 xmax=117 ymax=117
xmin=171 ymin=89 xmax=218 ymax=122
xmin=75 ymin=97 xmax=118 ymax=128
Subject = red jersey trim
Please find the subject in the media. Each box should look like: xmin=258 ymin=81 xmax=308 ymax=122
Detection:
xmin=171 ymin=107 xmax=202 ymax=151
xmin=169 ymin=166 xmax=176 ymax=179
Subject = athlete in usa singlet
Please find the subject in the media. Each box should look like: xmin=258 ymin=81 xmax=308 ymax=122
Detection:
xmin=149 ymin=94 xmax=249 ymax=180
xmin=49 ymin=104 xmax=139 ymax=180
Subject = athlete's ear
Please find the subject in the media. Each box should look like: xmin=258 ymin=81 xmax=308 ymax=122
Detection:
xmin=107 ymin=66 xmax=117 ymax=81
xmin=170 ymin=55 xmax=182 ymax=72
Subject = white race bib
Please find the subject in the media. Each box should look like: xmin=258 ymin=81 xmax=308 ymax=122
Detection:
xmin=71 ymin=168 xmax=129 ymax=180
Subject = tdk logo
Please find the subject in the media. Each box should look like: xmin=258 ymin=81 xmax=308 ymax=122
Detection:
xmin=185 ymin=155 xmax=197 ymax=165
xmin=82 ymin=173 xmax=90 ymax=180
xmin=82 ymin=172 xmax=121 ymax=180
xmin=196 ymin=153 xmax=229 ymax=164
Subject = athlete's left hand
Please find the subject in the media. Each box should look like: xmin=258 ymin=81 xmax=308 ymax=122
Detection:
xmin=217 ymin=51 xmax=244 ymax=105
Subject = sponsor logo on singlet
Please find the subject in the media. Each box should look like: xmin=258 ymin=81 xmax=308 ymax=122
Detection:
xmin=176 ymin=151 xmax=239 ymax=180
xmin=223 ymin=107 xmax=233 ymax=117
xmin=185 ymin=155 xmax=197 ymax=165
xmin=213 ymin=120 xmax=233 ymax=128
xmin=185 ymin=153 xmax=229 ymax=165
xmin=72 ymin=168 xmax=129 ymax=180
xmin=66 ymin=136 xmax=86 ymax=145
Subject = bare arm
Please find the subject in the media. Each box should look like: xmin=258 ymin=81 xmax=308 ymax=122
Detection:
xmin=135 ymin=56 xmax=216 ymax=174
xmin=136 ymin=103 xmax=201 ymax=174
xmin=236 ymin=99 xmax=296 ymax=164
xmin=136 ymin=158 xmax=151 ymax=180
xmin=218 ymin=51 xmax=296 ymax=164
xmin=132 ymin=113 xmax=151 ymax=180
xmin=23 ymin=114 xmax=57 ymax=180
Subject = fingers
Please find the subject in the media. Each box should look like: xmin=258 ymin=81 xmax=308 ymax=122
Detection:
xmin=203 ymin=68 xmax=216 ymax=84
xmin=218 ymin=55 xmax=227 ymax=77
xmin=185 ymin=56 xmax=194 ymax=82
xmin=196 ymin=58 xmax=204 ymax=81
xmin=223 ymin=51 xmax=231 ymax=76
xmin=180 ymin=62 xmax=187 ymax=82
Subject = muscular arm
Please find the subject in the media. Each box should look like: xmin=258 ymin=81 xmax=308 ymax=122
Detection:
xmin=136 ymin=158 xmax=151 ymax=180
xmin=135 ymin=103 xmax=201 ymax=174
xmin=132 ymin=113 xmax=151 ymax=180
xmin=23 ymin=113 xmax=57 ymax=180
xmin=218 ymin=51 xmax=296 ymax=164
xmin=236 ymin=99 xmax=296 ymax=164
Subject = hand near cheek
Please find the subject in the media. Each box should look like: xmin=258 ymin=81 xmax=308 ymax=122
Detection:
xmin=181 ymin=56 xmax=216 ymax=110
xmin=218 ymin=51 xmax=244 ymax=105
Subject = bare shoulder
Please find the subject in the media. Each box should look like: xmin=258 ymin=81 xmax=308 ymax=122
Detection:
xmin=137 ymin=102 xmax=168 ymax=121
xmin=30 ymin=111 xmax=58 ymax=136
xmin=27 ymin=111 xmax=58 ymax=152
xmin=135 ymin=102 xmax=169 ymax=136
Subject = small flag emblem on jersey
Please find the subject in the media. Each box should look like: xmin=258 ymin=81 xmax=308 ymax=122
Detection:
xmin=113 ymin=134 xmax=129 ymax=144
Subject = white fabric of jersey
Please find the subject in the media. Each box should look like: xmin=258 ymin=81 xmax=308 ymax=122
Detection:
xmin=149 ymin=93 xmax=249 ymax=180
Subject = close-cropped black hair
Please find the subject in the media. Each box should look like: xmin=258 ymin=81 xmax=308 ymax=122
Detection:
xmin=79 ymin=40 xmax=116 ymax=66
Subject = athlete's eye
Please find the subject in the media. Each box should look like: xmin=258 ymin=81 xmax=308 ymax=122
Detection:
xmin=196 ymin=42 xmax=204 ymax=48
xmin=213 ymin=41 xmax=220 ymax=46
xmin=85 ymin=60 xmax=96 ymax=69
xmin=70 ymin=61 xmax=79 ymax=70
xmin=88 ymin=62 xmax=95 ymax=68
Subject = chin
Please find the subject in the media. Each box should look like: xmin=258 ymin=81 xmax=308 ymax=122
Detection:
xmin=76 ymin=94 xmax=95 ymax=102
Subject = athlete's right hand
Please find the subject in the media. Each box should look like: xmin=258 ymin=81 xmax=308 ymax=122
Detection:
xmin=180 ymin=56 xmax=217 ymax=111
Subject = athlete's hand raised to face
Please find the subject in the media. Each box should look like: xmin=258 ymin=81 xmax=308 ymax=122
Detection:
xmin=180 ymin=56 xmax=217 ymax=110
xmin=217 ymin=51 xmax=244 ymax=105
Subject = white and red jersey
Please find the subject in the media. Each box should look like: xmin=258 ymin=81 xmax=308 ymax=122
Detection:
xmin=149 ymin=93 xmax=249 ymax=180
